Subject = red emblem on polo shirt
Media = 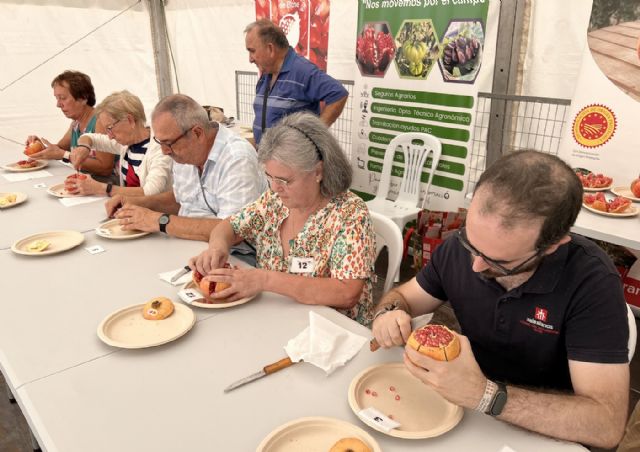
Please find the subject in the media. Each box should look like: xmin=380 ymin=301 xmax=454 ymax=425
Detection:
xmin=534 ymin=307 xmax=548 ymax=322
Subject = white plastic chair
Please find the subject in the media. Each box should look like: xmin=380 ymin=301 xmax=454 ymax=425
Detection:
xmin=628 ymin=304 xmax=637 ymax=361
xmin=370 ymin=211 xmax=403 ymax=293
xmin=366 ymin=132 xmax=442 ymax=234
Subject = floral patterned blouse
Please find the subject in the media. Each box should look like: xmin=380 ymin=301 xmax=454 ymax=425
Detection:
xmin=229 ymin=189 xmax=376 ymax=327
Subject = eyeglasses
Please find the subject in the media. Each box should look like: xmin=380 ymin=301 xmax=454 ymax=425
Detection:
xmin=456 ymin=227 xmax=543 ymax=276
xmin=265 ymin=172 xmax=292 ymax=188
xmin=153 ymin=127 xmax=192 ymax=151
xmin=105 ymin=119 xmax=123 ymax=134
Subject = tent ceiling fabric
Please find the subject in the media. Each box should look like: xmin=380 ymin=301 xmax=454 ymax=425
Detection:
xmin=0 ymin=1 xmax=586 ymax=153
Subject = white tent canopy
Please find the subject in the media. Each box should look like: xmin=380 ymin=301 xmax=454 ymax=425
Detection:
xmin=0 ymin=0 xmax=589 ymax=153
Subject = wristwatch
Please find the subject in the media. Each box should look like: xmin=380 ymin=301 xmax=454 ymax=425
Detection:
xmin=158 ymin=214 xmax=170 ymax=233
xmin=487 ymin=382 xmax=508 ymax=416
xmin=62 ymin=150 xmax=71 ymax=163
xmin=105 ymin=183 xmax=113 ymax=197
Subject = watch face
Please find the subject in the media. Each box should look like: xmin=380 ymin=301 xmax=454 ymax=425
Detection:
xmin=490 ymin=389 xmax=508 ymax=416
xmin=159 ymin=214 xmax=170 ymax=225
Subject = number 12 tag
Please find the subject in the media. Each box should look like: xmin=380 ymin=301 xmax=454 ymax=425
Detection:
xmin=290 ymin=257 xmax=315 ymax=273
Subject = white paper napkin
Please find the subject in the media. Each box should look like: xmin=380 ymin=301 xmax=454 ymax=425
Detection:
xmin=285 ymin=311 xmax=368 ymax=375
xmin=159 ymin=268 xmax=193 ymax=286
xmin=2 ymin=170 xmax=52 ymax=182
xmin=58 ymin=196 xmax=104 ymax=207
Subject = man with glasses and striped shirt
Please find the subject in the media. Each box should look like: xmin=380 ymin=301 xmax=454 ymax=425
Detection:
xmin=371 ymin=151 xmax=629 ymax=449
xmin=104 ymin=94 xmax=266 ymax=244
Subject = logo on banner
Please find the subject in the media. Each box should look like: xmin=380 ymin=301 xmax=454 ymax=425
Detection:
xmin=572 ymin=104 xmax=617 ymax=148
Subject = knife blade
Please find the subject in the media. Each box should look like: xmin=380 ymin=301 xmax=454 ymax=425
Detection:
xmin=224 ymin=357 xmax=295 ymax=393
xmin=369 ymin=314 xmax=430 ymax=352
xmin=170 ymin=265 xmax=192 ymax=283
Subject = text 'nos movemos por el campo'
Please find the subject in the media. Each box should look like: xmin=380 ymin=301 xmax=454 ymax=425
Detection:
xmin=361 ymin=0 xmax=486 ymax=8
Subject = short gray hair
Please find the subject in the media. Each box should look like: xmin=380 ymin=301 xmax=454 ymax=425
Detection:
xmin=151 ymin=94 xmax=212 ymax=132
xmin=96 ymin=90 xmax=146 ymax=125
xmin=244 ymin=19 xmax=289 ymax=49
xmin=258 ymin=112 xmax=352 ymax=198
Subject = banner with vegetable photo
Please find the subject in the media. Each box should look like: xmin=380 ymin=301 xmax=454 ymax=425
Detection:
xmin=255 ymin=0 xmax=330 ymax=70
xmin=557 ymin=0 xmax=640 ymax=199
xmin=351 ymin=1 xmax=493 ymax=214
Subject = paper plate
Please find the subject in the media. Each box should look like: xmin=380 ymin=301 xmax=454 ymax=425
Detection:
xmin=97 ymin=302 xmax=195 ymax=349
xmin=1 ymin=160 xmax=48 ymax=172
xmin=180 ymin=280 xmax=255 ymax=309
xmin=0 ymin=192 xmax=27 ymax=209
xmin=11 ymin=230 xmax=85 ymax=256
xmin=348 ymin=363 xmax=463 ymax=439
xmin=257 ymin=416 xmax=381 ymax=452
xmin=95 ymin=219 xmax=151 ymax=240
xmin=582 ymin=185 xmax=612 ymax=192
xmin=610 ymin=186 xmax=640 ymax=202
xmin=46 ymin=183 xmax=84 ymax=198
xmin=582 ymin=203 xmax=639 ymax=217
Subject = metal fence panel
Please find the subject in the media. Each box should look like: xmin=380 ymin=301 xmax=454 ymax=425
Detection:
xmin=468 ymin=92 xmax=571 ymax=194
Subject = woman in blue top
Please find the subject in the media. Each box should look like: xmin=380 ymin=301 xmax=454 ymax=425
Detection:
xmin=25 ymin=70 xmax=116 ymax=179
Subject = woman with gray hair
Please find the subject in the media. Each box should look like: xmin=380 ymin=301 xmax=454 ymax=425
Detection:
xmin=192 ymin=112 xmax=376 ymax=326
xmin=68 ymin=90 xmax=172 ymax=197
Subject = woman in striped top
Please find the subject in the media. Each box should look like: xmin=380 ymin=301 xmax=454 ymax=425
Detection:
xmin=68 ymin=90 xmax=172 ymax=197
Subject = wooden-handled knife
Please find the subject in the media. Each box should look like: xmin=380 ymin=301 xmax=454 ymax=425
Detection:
xmin=223 ymin=357 xmax=296 ymax=393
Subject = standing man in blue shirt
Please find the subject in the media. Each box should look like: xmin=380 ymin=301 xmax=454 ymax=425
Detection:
xmin=244 ymin=19 xmax=348 ymax=145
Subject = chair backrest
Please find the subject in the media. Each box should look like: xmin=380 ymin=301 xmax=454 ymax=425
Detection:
xmin=370 ymin=210 xmax=403 ymax=293
xmin=628 ymin=304 xmax=637 ymax=361
xmin=373 ymin=133 xmax=442 ymax=209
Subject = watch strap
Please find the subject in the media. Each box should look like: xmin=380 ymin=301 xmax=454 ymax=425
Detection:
xmin=475 ymin=379 xmax=498 ymax=413
xmin=105 ymin=183 xmax=113 ymax=197
xmin=62 ymin=150 xmax=71 ymax=163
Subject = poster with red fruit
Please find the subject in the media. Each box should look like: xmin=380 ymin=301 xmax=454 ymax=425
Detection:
xmin=351 ymin=1 xmax=497 ymax=216
xmin=255 ymin=0 xmax=330 ymax=71
xmin=558 ymin=1 xmax=640 ymax=200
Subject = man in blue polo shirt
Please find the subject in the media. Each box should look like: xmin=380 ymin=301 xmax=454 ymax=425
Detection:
xmin=372 ymin=151 xmax=629 ymax=449
xmin=244 ymin=19 xmax=348 ymax=145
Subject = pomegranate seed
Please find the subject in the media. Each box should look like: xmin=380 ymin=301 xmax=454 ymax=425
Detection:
xmin=389 ymin=386 xmax=396 ymax=392
xmin=395 ymin=395 xmax=401 ymax=401
xmin=388 ymin=414 xmax=394 ymax=420
xmin=372 ymin=391 xmax=378 ymax=397
xmin=365 ymin=389 xmax=371 ymax=395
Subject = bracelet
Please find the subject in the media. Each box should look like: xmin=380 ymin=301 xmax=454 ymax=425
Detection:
xmin=475 ymin=379 xmax=498 ymax=413
xmin=372 ymin=303 xmax=399 ymax=322
xmin=76 ymin=144 xmax=91 ymax=152
xmin=372 ymin=291 xmax=412 ymax=321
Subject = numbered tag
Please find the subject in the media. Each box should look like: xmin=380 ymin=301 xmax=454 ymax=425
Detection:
xmin=358 ymin=407 xmax=401 ymax=432
xmin=33 ymin=183 xmax=47 ymax=188
xmin=85 ymin=245 xmax=105 ymax=255
xmin=178 ymin=288 xmax=202 ymax=305
xmin=290 ymin=257 xmax=315 ymax=273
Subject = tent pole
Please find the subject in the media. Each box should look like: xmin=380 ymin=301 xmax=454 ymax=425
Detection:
xmin=487 ymin=0 xmax=527 ymax=163
xmin=147 ymin=0 xmax=173 ymax=98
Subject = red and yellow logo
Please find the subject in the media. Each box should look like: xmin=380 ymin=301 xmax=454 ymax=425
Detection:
xmin=572 ymin=104 xmax=616 ymax=148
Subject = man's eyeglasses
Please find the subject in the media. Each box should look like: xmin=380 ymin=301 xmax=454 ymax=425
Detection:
xmin=265 ymin=173 xmax=292 ymax=187
xmin=153 ymin=127 xmax=192 ymax=151
xmin=456 ymin=227 xmax=543 ymax=276
xmin=105 ymin=119 xmax=123 ymax=134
